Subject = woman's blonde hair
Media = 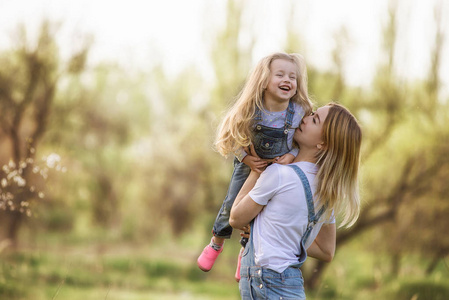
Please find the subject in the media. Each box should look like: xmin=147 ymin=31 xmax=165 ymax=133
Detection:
xmin=315 ymin=103 xmax=362 ymax=228
xmin=215 ymin=52 xmax=313 ymax=157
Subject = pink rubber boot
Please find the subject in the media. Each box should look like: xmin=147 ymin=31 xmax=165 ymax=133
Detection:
xmin=197 ymin=240 xmax=223 ymax=272
xmin=235 ymin=247 xmax=243 ymax=282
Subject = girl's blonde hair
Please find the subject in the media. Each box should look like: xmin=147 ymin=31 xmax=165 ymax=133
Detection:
xmin=215 ymin=52 xmax=313 ymax=157
xmin=315 ymin=103 xmax=362 ymax=228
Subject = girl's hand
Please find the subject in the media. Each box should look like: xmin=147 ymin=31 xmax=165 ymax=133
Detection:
xmin=275 ymin=153 xmax=295 ymax=165
xmin=242 ymin=155 xmax=267 ymax=173
xmin=243 ymin=144 xmax=267 ymax=173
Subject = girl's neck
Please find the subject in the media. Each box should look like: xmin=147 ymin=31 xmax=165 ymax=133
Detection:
xmin=263 ymin=98 xmax=290 ymax=112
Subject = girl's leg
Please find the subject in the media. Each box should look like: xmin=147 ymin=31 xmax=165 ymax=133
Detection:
xmin=212 ymin=159 xmax=251 ymax=238
xmin=212 ymin=236 xmax=225 ymax=245
xmin=197 ymin=159 xmax=250 ymax=272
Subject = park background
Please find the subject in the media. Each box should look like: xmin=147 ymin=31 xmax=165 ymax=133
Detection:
xmin=0 ymin=0 xmax=448 ymax=299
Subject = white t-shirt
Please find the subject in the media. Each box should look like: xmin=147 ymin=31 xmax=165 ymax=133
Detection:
xmin=248 ymin=161 xmax=334 ymax=273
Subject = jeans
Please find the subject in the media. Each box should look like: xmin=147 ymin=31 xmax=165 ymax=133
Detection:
xmin=239 ymin=223 xmax=306 ymax=299
xmin=239 ymin=267 xmax=305 ymax=300
xmin=212 ymin=158 xmax=250 ymax=238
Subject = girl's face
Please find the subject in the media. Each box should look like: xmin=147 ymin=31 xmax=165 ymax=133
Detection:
xmin=264 ymin=59 xmax=298 ymax=105
xmin=294 ymin=105 xmax=330 ymax=149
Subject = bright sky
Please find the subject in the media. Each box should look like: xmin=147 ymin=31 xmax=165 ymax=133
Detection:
xmin=0 ymin=0 xmax=448 ymax=94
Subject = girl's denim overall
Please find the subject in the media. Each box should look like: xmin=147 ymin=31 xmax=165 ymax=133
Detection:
xmin=212 ymin=101 xmax=295 ymax=238
xmin=239 ymin=165 xmax=324 ymax=300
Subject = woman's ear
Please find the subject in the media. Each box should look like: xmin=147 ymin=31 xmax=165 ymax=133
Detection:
xmin=317 ymin=142 xmax=324 ymax=150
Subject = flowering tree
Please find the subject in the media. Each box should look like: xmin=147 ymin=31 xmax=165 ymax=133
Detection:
xmin=0 ymin=21 xmax=88 ymax=247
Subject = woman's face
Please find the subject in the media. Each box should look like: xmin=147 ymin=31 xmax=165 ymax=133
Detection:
xmin=294 ymin=105 xmax=330 ymax=149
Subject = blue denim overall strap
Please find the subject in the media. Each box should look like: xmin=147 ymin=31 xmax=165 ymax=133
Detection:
xmin=287 ymin=164 xmax=325 ymax=267
xmin=252 ymin=101 xmax=295 ymax=159
xmin=254 ymin=100 xmax=295 ymax=130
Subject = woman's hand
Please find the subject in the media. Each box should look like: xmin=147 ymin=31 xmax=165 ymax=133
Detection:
xmin=240 ymin=225 xmax=251 ymax=239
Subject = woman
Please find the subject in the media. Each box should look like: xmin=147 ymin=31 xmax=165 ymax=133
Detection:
xmin=230 ymin=102 xmax=362 ymax=299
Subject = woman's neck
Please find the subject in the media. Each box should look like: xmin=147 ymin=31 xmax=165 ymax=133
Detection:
xmin=293 ymin=149 xmax=318 ymax=164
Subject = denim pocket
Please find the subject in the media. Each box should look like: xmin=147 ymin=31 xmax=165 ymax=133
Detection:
xmin=254 ymin=133 xmax=284 ymax=157
xmin=264 ymin=268 xmax=305 ymax=299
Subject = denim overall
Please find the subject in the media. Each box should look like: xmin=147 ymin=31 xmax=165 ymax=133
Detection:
xmin=239 ymin=165 xmax=324 ymax=300
xmin=212 ymin=101 xmax=295 ymax=239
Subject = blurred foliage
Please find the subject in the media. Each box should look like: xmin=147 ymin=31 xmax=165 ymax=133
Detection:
xmin=0 ymin=0 xmax=448 ymax=298
xmin=0 ymin=20 xmax=88 ymax=246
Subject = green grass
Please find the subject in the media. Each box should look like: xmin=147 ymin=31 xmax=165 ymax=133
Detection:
xmin=0 ymin=232 xmax=448 ymax=300
xmin=0 ymin=249 xmax=241 ymax=300
xmin=0 ymin=231 xmax=242 ymax=300
xmin=306 ymin=242 xmax=449 ymax=300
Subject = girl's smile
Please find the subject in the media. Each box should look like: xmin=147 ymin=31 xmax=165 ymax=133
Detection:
xmin=264 ymin=59 xmax=298 ymax=109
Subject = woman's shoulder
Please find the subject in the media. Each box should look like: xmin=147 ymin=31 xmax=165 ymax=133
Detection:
xmin=267 ymin=162 xmax=297 ymax=177
xmin=266 ymin=162 xmax=317 ymax=176
xmin=288 ymin=162 xmax=318 ymax=174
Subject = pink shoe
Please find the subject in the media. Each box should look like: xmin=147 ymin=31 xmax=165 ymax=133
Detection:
xmin=235 ymin=247 xmax=243 ymax=282
xmin=197 ymin=243 xmax=223 ymax=272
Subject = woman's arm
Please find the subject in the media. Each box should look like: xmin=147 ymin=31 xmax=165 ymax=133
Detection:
xmin=306 ymin=223 xmax=336 ymax=262
xmin=229 ymin=171 xmax=264 ymax=230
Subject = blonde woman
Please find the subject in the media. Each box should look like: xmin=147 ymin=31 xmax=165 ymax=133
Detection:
xmin=198 ymin=53 xmax=313 ymax=272
xmin=230 ymin=103 xmax=362 ymax=299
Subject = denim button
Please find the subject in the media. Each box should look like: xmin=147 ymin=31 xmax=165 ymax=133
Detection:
xmin=284 ymin=129 xmax=288 ymax=134
xmin=256 ymin=125 xmax=261 ymax=130
xmin=259 ymin=284 xmax=263 ymax=289
xmin=265 ymin=143 xmax=270 ymax=147
xmin=257 ymin=269 xmax=261 ymax=275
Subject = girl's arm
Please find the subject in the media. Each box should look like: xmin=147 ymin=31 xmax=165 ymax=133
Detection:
xmin=243 ymin=155 xmax=268 ymax=173
xmin=229 ymin=171 xmax=264 ymax=230
xmin=306 ymin=223 xmax=336 ymax=262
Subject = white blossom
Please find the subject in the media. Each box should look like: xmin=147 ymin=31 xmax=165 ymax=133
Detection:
xmin=46 ymin=153 xmax=61 ymax=168
xmin=13 ymin=175 xmax=26 ymax=187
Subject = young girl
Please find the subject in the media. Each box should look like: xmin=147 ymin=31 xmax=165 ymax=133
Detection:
xmin=197 ymin=52 xmax=313 ymax=272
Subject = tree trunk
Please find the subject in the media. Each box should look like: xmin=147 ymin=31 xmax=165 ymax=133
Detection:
xmin=7 ymin=211 xmax=23 ymax=249
xmin=305 ymin=260 xmax=328 ymax=290
xmin=426 ymin=256 xmax=440 ymax=275
xmin=390 ymin=252 xmax=401 ymax=277
xmin=426 ymin=249 xmax=448 ymax=275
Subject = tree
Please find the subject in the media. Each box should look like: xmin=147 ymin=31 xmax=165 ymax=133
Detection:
xmin=141 ymin=0 xmax=258 ymax=237
xmin=304 ymin=0 xmax=449 ymax=288
xmin=0 ymin=21 xmax=88 ymax=247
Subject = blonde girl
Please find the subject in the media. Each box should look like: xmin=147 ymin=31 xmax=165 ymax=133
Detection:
xmin=197 ymin=52 xmax=313 ymax=272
